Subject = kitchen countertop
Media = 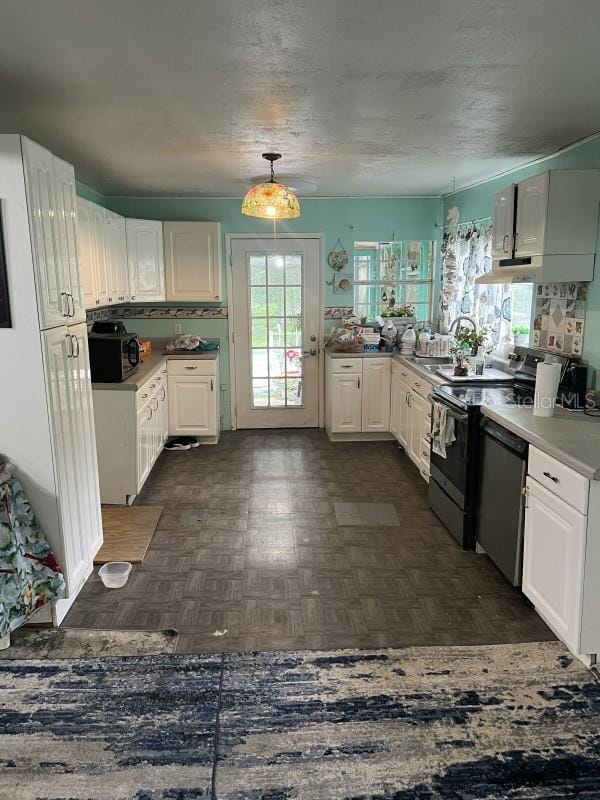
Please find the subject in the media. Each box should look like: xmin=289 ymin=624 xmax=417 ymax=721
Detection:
xmin=92 ymin=346 xmax=218 ymax=392
xmin=482 ymin=404 xmax=600 ymax=481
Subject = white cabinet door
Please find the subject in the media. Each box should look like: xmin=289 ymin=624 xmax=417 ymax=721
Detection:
xmin=137 ymin=403 xmax=153 ymax=491
xmin=53 ymin=157 xmax=85 ymax=322
xmin=515 ymin=173 xmax=549 ymax=257
xmin=159 ymin=379 xmax=169 ymax=444
xmin=91 ymin=203 xmax=109 ymax=306
xmin=104 ymin=210 xmax=120 ymax=305
xmin=492 ymin=185 xmax=515 ymax=258
xmin=68 ymin=322 xmax=103 ymax=560
xmin=127 ymin=218 xmax=165 ymax=302
xmin=76 ymin=197 xmax=97 ymax=310
xmin=168 ymin=375 xmax=217 ymax=436
xmin=361 ymin=358 xmax=390 ymax=433
xmin=409 ymin=391 xmax=428 ymax=467
xmin=114 ymin=214 xmax=130 ymax=303
xmin=396 ymin=377 xmax=411 ymax=448
xmin=43 ymin=326 xmax=100 ymax=595
xmin=523 ymin=477 xmax=585 ymax=652
xmin=330 ymin=373 xmax=362 ymax=434
xmin=390 ymin=363 xmax=400 ymax=439
xmin=164 ymin=221 xmax=222 ymax=301
xmin=22 ymin=138 xmax=69 ymax=328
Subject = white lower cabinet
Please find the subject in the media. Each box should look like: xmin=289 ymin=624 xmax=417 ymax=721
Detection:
xmin=93 ymin=360 xmax=169 ymax=504
xmin=523 ymin=473 xmax=586 ymax=653
xmin=168 ymin=358 xmax=220 ymax=439
xmin=325 ymin=356 xmax=390 ymax=437
xmin=43 ymin=324 xmax=102 ymax=597
xmin=389 ymin=360 xmax=431 ymax=479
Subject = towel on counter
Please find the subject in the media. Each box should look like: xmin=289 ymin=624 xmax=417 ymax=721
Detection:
xmin=431 ymin=401 xmax=456 ymax=459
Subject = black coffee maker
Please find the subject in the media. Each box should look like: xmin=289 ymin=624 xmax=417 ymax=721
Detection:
xmin=559 ymin=360 xmax=588 ymax=410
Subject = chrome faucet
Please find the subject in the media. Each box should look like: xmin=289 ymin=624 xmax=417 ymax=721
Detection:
xmin=449 ymin=316 xmax=478 ymax=335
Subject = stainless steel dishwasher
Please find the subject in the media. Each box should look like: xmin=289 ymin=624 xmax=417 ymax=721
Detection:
xmin=475 ymin=418 xmax=529 ymax=586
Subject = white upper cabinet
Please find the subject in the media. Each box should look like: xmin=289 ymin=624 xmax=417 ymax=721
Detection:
xmin=127 ymin=218 xmax=165 ymax=302
xmin=91 ymin=202 xmax=109 ymax=306
xmin=77 ymin=198 xmax=97 ymax=309
xmin=104 ymin=210 xmax=129 ymax=304
xmin=164 ymin=221 xmax=222 ymax=302
xmin=515 ymin=173 xmax=549 ymax=257
xmin=491 ymin=185 xmax=515 ymax=259
xmin=53 ymin=157 xmax=85 ymax=323
xmin=21 ymin=138 xmax=70 ymax=328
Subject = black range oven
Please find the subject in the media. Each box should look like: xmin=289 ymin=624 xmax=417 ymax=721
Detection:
xmin=428 ymin=385 xmax=508 ymax=549
xmin=428 ymin=345 xmax=584 ymax=550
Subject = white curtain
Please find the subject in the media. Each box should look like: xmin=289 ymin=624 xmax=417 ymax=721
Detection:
xmin=439 ymin=223 xmax=512 ymax=352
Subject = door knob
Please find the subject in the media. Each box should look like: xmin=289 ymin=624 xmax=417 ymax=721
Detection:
xmin=310 ymin=334 xmax=317 ymax=342
xmin=302 ymin=348 xmax=317 ymax=356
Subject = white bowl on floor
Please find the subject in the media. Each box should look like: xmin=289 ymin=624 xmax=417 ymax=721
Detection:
xmin=98 ymin=562 xmax=132 ymax=589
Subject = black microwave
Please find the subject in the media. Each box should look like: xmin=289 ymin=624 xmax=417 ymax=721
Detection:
xmin=88 ymin=332 xmax=140 ymax=382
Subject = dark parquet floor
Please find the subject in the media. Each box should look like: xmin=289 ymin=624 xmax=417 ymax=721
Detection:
xmin=64 ymin=429 xmax=554 ymax=653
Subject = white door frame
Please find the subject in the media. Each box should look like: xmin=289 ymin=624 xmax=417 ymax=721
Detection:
xmin=226 ymin=233 xmax=325 ymax=431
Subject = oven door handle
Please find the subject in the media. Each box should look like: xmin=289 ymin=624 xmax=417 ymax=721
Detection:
xmin=429 ymin=394 xmax=469 ymax=423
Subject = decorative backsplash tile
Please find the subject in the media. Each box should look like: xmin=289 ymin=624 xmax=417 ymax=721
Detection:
xmin=532 ymin=282 xmax=587 ymax=356
xmin=86 ymin=304 xmax=228 ymax=322
xmin=324 ymin=306 xmax=354 ymax=319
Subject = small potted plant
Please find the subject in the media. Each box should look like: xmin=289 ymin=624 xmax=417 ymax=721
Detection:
xmin=453 ymin=325 xmax=488 ymax=356
xmin=512 ymin=325 xmax=530 ymax=347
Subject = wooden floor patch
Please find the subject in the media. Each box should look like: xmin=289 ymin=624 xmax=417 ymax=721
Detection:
xmin=94 ymin=506 xmax=163 ymax=564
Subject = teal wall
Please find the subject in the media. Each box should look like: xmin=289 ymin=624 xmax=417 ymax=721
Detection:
xmin=79 ymin=193 xmax=443 ymax=428
xmin=76 ymin=181 xmax=106 ymax=207
xmin=442 ymin=135 xmax=600 ymax=375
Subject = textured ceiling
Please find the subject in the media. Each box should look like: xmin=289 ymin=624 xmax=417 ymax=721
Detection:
xmin=1 ymin=0 xmax=600 ymax=197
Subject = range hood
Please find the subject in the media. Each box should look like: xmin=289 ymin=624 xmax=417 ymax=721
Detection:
xmin=475 ymin=253 xmax=595 ymax=285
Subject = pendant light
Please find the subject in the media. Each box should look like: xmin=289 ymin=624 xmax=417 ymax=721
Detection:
xmin=241 ymin=153 xmax=301 ymax=220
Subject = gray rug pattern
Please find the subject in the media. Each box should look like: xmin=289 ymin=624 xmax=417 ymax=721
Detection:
xmin=1 ymin=641 xmax=600 ymax=799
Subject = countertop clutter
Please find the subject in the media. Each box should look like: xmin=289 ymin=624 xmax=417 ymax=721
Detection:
xmin=482 ymin=404 xmax=600 ymax=481
xmin=92 ymin=339 xmax=219 ymax=391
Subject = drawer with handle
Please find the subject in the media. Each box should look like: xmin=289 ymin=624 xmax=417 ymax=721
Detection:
xmin=528 ymin=445 xmax=589 ymax=515
xmin=167 ymin=359 xmax=217 ymax=377
xmin=411 ymin=376 xmax=432 ymax=400
xmin=328 ymin=357 xmax=362 ymax=374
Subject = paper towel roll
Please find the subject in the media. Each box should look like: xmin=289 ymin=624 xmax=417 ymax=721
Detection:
xmin=533 ymin=361 xmax=562 ymax=417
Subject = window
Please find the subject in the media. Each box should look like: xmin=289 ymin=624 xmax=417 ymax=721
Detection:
xmin=249 ymin=253 xmax=303 ymax=408
xmin=509 ymin=283 xmax=534 ymax=342
xmin=353 ymin=240 xmax=435 ymax=323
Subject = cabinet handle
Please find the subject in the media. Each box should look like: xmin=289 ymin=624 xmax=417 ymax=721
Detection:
xmin=141 ymin=393 xmax=148 ymax=399
xmin=150 ymin=383 xmax=156 ymax=388
xmin=185 ymin=365 xmax=198 ymax=370
xmin=414 ymin=382 xmax=421 ymax=388
xmin=65 ymin=333 xmax=73 ymax=358
xmin=340 ymin=365 xmax=352 ymax=369
xmin=542 ymin=470 xmax=559 ymax=484
xmin=147 ymin=407 xmax=153 ymax=420
xmin=514 ymin=232 xmax=519 ymax=252
xmin=502 ymin=233 xmax=509 ymax=253
xmin=401 ymin=372 xmax=408 ymax=378
xmin=522 ymin=485 xmax=529 ymax=508
xmin=422 ymin=450 xmax=429 ymax=457
xmin=153 ymin=398 xmax=159 ymax=411
xmin=131 ymin=295 xmax=136 ymax=300
xmin=161 ymin=387 xmax=166 ymax=400
xmin=61 ymin=292 xmax=69 ymax=317
xmin=71 ymin=334 xmax=80 ymax=358
xmin=357 ymin=378 xmax=360 ymax=389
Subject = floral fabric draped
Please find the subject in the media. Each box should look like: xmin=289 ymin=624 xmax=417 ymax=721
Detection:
xmin=439 ymin=224 xmax=511 ymax=351
xmin=0 ymin=478 xmax=65 ymax=638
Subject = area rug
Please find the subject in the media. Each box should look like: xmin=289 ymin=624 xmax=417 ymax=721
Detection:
xmin=94 ymin=505 xmax=163 ymax=563
xmin=1 ymin=641 xmax=600 ymax=799
xmin=0 ymin=627 xmax=178 ymax=660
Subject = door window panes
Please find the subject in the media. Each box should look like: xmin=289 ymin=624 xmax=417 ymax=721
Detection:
xmin=249 ymin=252 xmax=304 ymax=408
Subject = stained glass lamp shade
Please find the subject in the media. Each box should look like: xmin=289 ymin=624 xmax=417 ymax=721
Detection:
xmin=241 ymin=153 xmax=301 ymax=220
